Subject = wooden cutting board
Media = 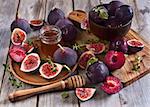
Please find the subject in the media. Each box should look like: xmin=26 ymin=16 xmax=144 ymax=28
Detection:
xmin=112 ymin=29 xmax=150 ymax=86
xmin=9 ymin=29 xmax=150 ymax=86
xmin=75 ymin=29 xmax=150 ymax=87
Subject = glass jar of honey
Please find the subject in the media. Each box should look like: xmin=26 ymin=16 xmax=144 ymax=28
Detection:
xmin=40 ymin=25 xmax=62 ymax=57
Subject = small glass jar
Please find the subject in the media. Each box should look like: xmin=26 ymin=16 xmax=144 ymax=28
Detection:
xmin=40 ymin=25 xmax=62 ymax=44
xmin=40 ymin=25 xmax=62 ymax=57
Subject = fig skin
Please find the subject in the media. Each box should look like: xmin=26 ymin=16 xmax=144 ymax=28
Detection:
xmin=47 ymin=8 xmax=65 ymax=25
xmin=53 ymin=47 xmax=78 ymax=67
xmin=87 ymin=61 xmax=109 ymax=84
xmin=11 ymin=18 xmax=31 ymax=34
xmin=128 ymin=46 xmax=143 ymax=54
xmin=55 ymin=19 xmax=77 ymax=43
xmin=109 ymin=38 xmax=128 ymax=54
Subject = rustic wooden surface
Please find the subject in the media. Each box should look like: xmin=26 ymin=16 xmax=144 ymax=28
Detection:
xmin=0 ymin=0 xmax=150 ymax=107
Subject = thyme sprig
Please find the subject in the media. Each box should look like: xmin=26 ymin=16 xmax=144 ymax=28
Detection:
xmin=27 ymin=39 xmax=33 ymax=46
xmin=3 ymin=64 xmax=23 ymax=88
xmin=73 ymin=43 xmax=85 ymax=51
xmin=131 ymin=56 xmax=143 ymax=72
xmin=61 ymin=92 xmax=69 ymax=99
xmin=41 ymin=57 xmax=57 ymax=72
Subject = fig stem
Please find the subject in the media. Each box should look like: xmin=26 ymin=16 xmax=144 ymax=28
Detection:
xmin=63 ymin=65 xmax=71 ymax=71
xmin=57 ymin=44 xmax=65 ymax=53
xmin=15 ymin=0 xmax=21 ymax=19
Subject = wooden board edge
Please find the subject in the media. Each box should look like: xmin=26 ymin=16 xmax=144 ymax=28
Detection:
xmin=9 ymin=58 xmax=77 ymax=86
xmin=123 ymin=68 xmax=150 ymax=87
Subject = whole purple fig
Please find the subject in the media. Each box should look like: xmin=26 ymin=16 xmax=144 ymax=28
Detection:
xmin=109 ymin=38 xmax=128 ymax=54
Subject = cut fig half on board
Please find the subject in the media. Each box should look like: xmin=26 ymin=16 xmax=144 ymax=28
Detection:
xmin=22 ymin=41 xmax=34 ymax=53
xmin=20 ymin=53 xmax=41 ymax=72
xmin=86 ymin=42 xmax=105 ymax=54
xmin=78 ymin=51 xmax=95 ymax=69
xmin=127 ymin=39 xmax=144 ymax=54
xmin=39 ymin=62 xmax=63 ymax=79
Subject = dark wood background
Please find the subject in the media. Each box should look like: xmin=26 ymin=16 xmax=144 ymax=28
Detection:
xmin=0 ymin=0 xmax=150 ymax=107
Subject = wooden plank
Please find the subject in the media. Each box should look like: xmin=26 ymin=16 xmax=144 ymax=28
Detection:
xmin=79 ymin=85 xmax=121 ymax=107
xmin=119 ymin=73 xmax=150 ymax=107
xmin=118 ymin=0 xmax=150 ymax=107
xmin=134 ymin=0 xmax=150 ymax=44
xmin=0 ymin=0 xmax=47 ymax=107
xmin=45 ymin=0 xmax=73 ymax=21
xmin=38 ymin=0 xmax=79 ymax=107
xmin=74 ymin=0 xmax=99 ymax=12
xmin=135 ymin=1 xmax=150 ymax=106
xmin=0 ymin=0 xmax=19 ymax=29
xmin=18 ymin=0 xmax=46 ymax=20
xmin=0 ymin=0 xmax=19 ymax=103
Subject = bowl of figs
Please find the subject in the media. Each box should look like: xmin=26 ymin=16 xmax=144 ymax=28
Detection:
xmin=89 ymin=1 xmax=133 ymax=40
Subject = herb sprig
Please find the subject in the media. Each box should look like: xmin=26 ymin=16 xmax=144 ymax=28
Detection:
xmin=27 ymin=39 xmax=33 ymax=46
xmin=131 ymin=56 xmax=143 ymax=72
xmin=41 ymin=57 xmax=57 ymax=72
xmin=61 ymin=92 xmax=69 ymax=99
xmin=3 ymin=64 xmax=23 ymax=88
xmin=73 ymin=43 xmax=85 ymax=51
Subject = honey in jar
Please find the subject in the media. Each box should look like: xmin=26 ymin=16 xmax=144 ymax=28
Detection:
xmin=40 ymin=25 xmax=62 ymax=57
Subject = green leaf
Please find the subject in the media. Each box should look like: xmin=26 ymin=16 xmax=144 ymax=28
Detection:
xmin=99 ymin=9 xmax=109 ymax=19
xmin=87 ymin=57 xmax=98 ymax=66
xmin=52 ymin=68 xmax=57 ymax=72
xmin=93 ymin=6 xmax=109 ymax=20
xmin=61 ymin=92 xmax=69 ymax=99
xmin=27 ymin=39 xmax=33 ymax=46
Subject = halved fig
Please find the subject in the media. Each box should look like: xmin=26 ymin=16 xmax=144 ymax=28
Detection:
xmin=78 ymin=51 xmax=95 ymax=69
xmin=9 ymin=45 xmax=26 ymax=62
xmin=86 ymin=42 xmax=105 ymax=54
xmin=127 ymin=39 xmax=144 ymax=54
xmin=20 ymin=53 xmax=41 ymax=72
xmin=30 ymin=19 xmax=44 ymax=30
xmin=101 ymin=76 xmax=123 ymax=94
xmin=75 ymin=88 xmax=96 ymax=101
xmin=104 ymin=50 xmax=125 ymax=71
xmin=39 ymin=62 xmax=63 ymax=79
xmin=22 ymin=42 xmax=34 ymax=53
xmin=11 ymin=28 xmax=27 ymax=45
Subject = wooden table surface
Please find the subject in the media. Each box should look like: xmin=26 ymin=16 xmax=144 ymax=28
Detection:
xmin=0 ymin=0 xmax=150 ymax=107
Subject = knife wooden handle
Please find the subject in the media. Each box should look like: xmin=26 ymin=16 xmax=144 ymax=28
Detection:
xmin=9 ymin=75 xmax=86 ymax=102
